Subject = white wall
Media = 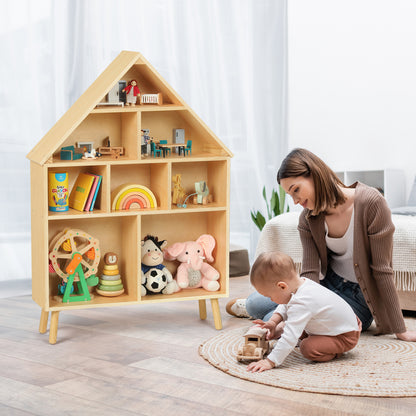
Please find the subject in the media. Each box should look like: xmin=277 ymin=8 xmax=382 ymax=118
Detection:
xmin=288 ymin=0 xmax=416 ymax=201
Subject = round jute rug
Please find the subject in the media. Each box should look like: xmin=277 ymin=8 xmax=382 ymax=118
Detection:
xmin=199 ymin=318 xmax=416 ymax=397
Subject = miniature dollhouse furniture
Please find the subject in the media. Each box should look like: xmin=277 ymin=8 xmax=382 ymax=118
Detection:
xmin=140 ymin=93 xmax=163 ymax=105
xmin=60 ymin=145 xmax=83 ymax=160
xmin=159 ymin=140 xmax=171 ymax=156
xmin=27 ymin=51 xmax=232 ymax=344
xmin=184 ymin=140 xmax=192 ymax=155
xmin=150 ymin=141 xmax=162 ymax=157
xmin=156 ymin=141 xmax=186 ymax=157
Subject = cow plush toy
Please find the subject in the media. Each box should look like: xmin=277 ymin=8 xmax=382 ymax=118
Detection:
xmin=141 ymin=235 xmax=179 ymax=296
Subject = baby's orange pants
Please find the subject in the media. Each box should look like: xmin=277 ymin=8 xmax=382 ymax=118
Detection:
xmin=299 ymin=317 xmax=362 ymax=362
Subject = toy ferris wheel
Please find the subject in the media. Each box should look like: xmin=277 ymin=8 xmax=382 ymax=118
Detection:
xmin=49 ymin=229 xmax=100 ymax=302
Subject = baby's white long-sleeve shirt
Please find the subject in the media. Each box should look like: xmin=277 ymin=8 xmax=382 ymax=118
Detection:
xmin=267 ymin=278 xmax=359 ymax=366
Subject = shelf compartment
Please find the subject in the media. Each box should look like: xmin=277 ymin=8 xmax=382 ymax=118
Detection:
xmin=335 ymin=169 xmax=405 ymax=208
xmin=110 ymin=162 xmax=169 ymax=211
xmin=47 ymin=215 xmax=139 ymax=309
xmin=141 ymin=111 xmax=227 ymax=157
xmin=140 ymin=211 xmax=229 ymax=300
xmin=47 ymin=165 xmax=108 ymax=216
xmin=172 ymin=160 xmax=229 ymax=208
xmin=121 ymin=62 xmax=181 ymax=106
xmin=52 ymin=112 xmax=139 ymax=162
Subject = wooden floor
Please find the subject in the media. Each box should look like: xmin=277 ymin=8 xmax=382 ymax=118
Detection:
xmin=1 ymin=276 xmax=416 ymax=416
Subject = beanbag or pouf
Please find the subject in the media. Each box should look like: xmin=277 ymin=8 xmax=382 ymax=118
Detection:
xmin=229 ymin=244 xmax=250 ymax=277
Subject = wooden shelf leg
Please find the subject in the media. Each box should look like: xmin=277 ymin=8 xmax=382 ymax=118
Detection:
xmin=198 ymin=299 xmax=207 ymax=320
xmin=210 ymin=298 xmax=222 ymax=330
xmin=39 ymin=310 xmax=49 ymax=334
xmin=49 ymin=311 xmax=60 ymax=345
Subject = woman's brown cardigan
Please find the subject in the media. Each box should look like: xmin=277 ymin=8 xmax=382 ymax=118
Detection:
xmin=298 ymin=182 xmax=406 ymax=335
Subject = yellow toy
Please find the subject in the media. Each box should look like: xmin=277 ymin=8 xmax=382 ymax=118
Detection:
xmin=48 ymin=172 xmax=68 ymax=212
xmin=172 ymin=174 xmax=186 ymax=205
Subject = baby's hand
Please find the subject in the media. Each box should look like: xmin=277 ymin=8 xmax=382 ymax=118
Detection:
xmin=268 ymin=321 xmax=285 ymax=340
xmin=252 ymin=319 xmax=275 ymax=331
xmin=252 ymin=319 xmax=283 ymax=340
xmin=247 ymin=358 xmax=275 ymax=373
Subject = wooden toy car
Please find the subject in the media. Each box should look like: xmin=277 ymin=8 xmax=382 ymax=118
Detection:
xmin=237 ymin=326 xmax=271 ymax=362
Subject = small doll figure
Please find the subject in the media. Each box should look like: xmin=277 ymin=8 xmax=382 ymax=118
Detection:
xmin=122 ymin=80 xmax=140 ymax=106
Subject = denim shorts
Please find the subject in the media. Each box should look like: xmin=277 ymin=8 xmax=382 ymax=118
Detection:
xmin=321 ymin=268 xmax=373 ymax=331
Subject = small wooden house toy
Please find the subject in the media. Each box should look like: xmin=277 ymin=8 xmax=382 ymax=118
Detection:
xmin=27 ymin=51 xmax=233 ymax=344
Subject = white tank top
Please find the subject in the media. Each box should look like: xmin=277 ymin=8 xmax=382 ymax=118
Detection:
xmin=325 ymin=208 xmax=357 ymax=283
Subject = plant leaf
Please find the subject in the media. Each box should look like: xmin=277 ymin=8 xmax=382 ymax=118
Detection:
xmin=250 ymin=211 xmax=259 ymax=226
xmin=271 ymin=189 xmax=279 ymax=217
xmin=251 ymin=210 xmax=266 ymax=231
xmin=279 ymin=185 xmax=286 ymax=213
xmin=256 ymin=211 xmax=266 ymax=230
xmin=262 ymin=186 xmax=272 ymax=220
xmin=250 ymin=185 xmax=290 ymax=231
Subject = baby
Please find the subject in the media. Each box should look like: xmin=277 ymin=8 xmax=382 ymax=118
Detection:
xmin=247 ymin=251 xmax=361 ymax=372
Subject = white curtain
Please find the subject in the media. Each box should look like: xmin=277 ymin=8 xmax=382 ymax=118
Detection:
xmin=0 ymin=0 xmax=287 ymax=282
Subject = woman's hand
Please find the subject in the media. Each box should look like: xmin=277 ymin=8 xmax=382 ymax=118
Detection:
xmin=396 ymin=330 xmax=416 ymax=342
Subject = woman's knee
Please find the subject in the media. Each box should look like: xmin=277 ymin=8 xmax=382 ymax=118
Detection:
xmin=360 ymin=316 xmax=373 ymax=331
xmin=246 ymin=292 xmax=277 ymax=320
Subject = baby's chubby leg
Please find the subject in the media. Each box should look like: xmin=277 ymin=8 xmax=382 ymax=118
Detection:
xmin=299 ymin=329 xmax=360 ymax=362
xmin=299 ymin=335 xmax=339 ymax=362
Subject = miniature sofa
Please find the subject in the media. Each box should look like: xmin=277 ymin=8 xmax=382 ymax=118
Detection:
xmin=255 ymin=211 xmax=416 ymax=311
xmin=60 ymin=145 xmax=83 ymax=160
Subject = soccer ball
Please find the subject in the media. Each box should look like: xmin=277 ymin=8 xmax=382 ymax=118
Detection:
xmin=144 ymin=268 xmax=168 ymax=294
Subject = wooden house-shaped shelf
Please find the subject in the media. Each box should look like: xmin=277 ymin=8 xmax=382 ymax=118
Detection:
xmin=27 ymin=51 xmax=232 ymax=344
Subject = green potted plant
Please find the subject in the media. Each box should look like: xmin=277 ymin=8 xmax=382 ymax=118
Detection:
xmin=251 ymin=185 xmax=289 ymax=231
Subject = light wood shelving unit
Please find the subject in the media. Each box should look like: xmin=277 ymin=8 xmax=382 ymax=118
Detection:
xmin=27 ymin=51 xmax=232 ymax=344
xmin=335 ymin=169 xmax=405 ymax=208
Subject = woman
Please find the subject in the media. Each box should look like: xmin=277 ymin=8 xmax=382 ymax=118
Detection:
xmin=227 ymin=148 xmax=416 ymax=341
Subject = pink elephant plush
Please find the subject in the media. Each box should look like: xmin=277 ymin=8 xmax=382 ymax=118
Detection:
xmin=164 ymin=234 xmax=220 ymax=291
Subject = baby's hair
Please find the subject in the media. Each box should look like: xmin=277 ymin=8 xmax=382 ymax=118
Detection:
xmin=250 ymin=251 xmax=297 ymax=287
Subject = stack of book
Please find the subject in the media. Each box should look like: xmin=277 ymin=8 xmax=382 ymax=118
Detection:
xmin=68 ymin=172 xmax=102 ymax=212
